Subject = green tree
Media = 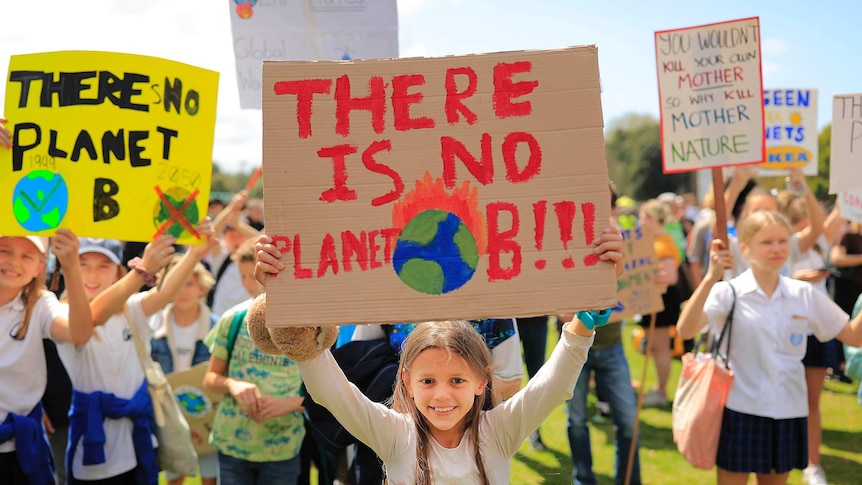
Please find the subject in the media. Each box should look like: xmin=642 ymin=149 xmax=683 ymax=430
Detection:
xmin=605 ymin=113 xmax=694 ymax=201
xmin=812 ymin=124 xmax=833 ymax=202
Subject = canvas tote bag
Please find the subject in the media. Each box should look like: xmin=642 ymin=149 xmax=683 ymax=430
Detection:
xmin=672 ymin=284 xmax=736 ymax=470
xmin=126 ymin=308 xmax=198 ymax=477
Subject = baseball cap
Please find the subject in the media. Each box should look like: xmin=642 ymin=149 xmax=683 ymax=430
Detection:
xmin=78 ymin=238 xmax=123 ymax=265
xmin=0 ymin=235 xmax=48 ymax=254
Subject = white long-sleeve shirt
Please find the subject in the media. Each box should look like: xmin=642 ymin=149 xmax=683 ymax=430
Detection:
xmin=299 ymin=328 xmax=593 ymax=484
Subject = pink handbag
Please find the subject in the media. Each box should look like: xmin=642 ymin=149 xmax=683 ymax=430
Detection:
xmin=672 ymin=285 xmax=736 ymax=470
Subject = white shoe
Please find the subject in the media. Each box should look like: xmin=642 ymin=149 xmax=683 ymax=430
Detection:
xmin=803 ymin=465 xmax=829 ymax=485
xmin=641 ymin=390 xmax=668 ymax=407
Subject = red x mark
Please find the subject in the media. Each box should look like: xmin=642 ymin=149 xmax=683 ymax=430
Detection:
xmin=153 ymin=186 xmax=200 ymax=239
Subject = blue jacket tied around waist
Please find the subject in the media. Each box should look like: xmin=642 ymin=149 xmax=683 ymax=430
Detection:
xmin=68 ymin=380 xmax=159 ymax=485
xmin=0 ymin=403 xmax=54 ymax=485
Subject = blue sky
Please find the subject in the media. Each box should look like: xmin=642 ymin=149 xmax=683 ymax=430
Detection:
xmin=1 ymin=0 xmax=859 ymax=173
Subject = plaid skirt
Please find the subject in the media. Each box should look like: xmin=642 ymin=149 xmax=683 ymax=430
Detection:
xmin=716 ymin=408 xmax=808 ymax=474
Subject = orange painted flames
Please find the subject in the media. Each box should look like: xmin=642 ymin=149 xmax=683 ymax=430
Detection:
xmin=392 ymin=172 xmax=487 ymax=254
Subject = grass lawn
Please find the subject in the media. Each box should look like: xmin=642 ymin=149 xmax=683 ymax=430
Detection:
xmin=162 ymin=321 xmax=862 ymax=485
xmin=509 ymin=321 xmax=862 ymax=484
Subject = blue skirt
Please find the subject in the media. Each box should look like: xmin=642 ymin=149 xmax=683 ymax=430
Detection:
xmin=802 ymin=335 xmax=842 ymax=369
xmin=716 ymin=408 xmax=807 ymax=474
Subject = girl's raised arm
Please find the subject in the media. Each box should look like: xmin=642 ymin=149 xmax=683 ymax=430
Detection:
xmin=140 ymin=221 xmax=213 ymax=317
xmin=89 ymin=235 xmax=176 ymax=325
xmin=50 ymin=229 xmax=93 ymax=344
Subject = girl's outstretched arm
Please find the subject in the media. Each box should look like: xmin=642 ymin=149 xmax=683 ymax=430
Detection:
xmin=140 ymin=221 xmax=213 ymax=316
xmin=677 ymin=239 xmax=732 ymax=340
xmin=50 ymin=229 xmax=93 ymax=344
xmin=89 ymin=235 xmax=176 ymax=325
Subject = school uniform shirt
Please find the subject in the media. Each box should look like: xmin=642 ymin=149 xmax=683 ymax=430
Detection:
xmin=789 ymin=234 xmax=829 ymax=295
xmin=57 ymin=292 xmax=155 ymax=480
xmin=0 ymin=291 xmax=67 ymax=453
xmin=300 ymin=327 xmax=593 ymax=484
xmin=703 ymin=270 xmax=848 ymax=420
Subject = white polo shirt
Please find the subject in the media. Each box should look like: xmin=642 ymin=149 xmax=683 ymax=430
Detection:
xmin=703 ymin=270 xmax=848 ymax=419
xmin=0 ymin=291 xmax=67 ymax=453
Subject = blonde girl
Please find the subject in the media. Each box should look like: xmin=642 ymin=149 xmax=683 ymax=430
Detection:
xmin=254 ymin=227 xmax=623 ymax=484
xmin=0 ymin=231 xmax=92 ymax=485
xmin=678 ymin=211 xmax=862 ymax=485
xmin=150 ymin=256 xmax=218 ymax=485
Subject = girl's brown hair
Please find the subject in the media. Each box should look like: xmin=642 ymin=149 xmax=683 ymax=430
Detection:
xmin=390 ymin=320 xmax=495 ymax=485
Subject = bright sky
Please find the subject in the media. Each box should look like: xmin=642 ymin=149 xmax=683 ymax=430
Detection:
xmin=2 ymin=0 xmax=859 ymax=174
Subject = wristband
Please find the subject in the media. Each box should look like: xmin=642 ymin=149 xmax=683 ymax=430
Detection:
xmin=575 ymin=309 xmax=612 ymax=330
xmin=127 ymin=257 xmax=156 ymax=287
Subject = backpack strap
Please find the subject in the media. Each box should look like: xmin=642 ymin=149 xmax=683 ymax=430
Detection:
xmin=225 ymin=308 xmax=248 ymax=366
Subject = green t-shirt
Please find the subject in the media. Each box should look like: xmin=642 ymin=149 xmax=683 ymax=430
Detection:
xmin=207 ymin=300 xmax=305 ymax=462
xmin=592 ymin=321 xmax=622 ymax=350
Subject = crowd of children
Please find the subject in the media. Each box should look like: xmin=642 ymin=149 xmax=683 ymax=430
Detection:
xmin=2 ymin=108 xmax=862 ymax=485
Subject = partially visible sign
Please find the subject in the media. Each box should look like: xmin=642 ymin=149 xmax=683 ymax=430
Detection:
xmin=655 ymin=17 xmax=765 ymax=173
xmin=168 ymin=362 xmax=221 ymax=456
xmin=0 ymin=51 xmax=218 ymax=243
xmin=229 ymin=0 xmax=399 ymax=109
xmin=759 ymin=88 xmax=818 ymax=175
xmin=840 ymin=190 xmax=862 ymax=223
xmin=830 ymin=93 xmax=862 ymax=194
xmin=610 ymin=226 xmax=664 ymax=322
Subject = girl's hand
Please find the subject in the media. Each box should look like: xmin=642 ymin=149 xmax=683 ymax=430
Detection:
xmin=50 ymin=229 xmax=80 ymax=266
xmin=0 ymin=118 xmax=10 ymax=149
xmin=706 ymin=239 xmax=732 ymax=282
xmin=188 ymin=219 xmax=215 ymax=257
xmin=254 ymin=235 xmax=286 ymax=288
xmin=141 ymin=235 xmax=177 ymax=274
xmin=592 ymin=226 xmax=624 ymax=277
xmin=228 ymin=379 xmax=262 ymax=418
xmin=253 ymin=396 xmax=304 ymax=423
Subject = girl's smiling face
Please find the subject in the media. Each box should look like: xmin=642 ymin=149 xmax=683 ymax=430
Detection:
xmin=79 ymin=252 xmax=120 ymax=300
xmin=403 ymin=347 xmax=488 ymax=448
xmin=0 ymin=237 xmax=44 ymax=291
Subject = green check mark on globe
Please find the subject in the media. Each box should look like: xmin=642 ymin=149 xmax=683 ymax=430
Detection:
xmin=12 ymin=170 xmax=70 ymax=231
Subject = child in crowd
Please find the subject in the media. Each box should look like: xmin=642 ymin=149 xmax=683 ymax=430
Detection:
xmin=253 ymin=226 xmax=623 ymax=484
xmin=677 ymin=210 xmax=862 ymax=485
xmin=0 ymin=231 xmax=92 ymax=485
xmin=59 ymin=227 xmax=211 ymax=485
xmin=207 ymin=190 xmax=261 ymax=317
xmin=203 ymin=238 xmax=305 ymax=485
xmin=150 ymin=255 xmax=219 ymax=485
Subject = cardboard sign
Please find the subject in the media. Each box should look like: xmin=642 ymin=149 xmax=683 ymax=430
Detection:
xmin=610 ymin=226 xmax=664 ymax=322
xmin=167 ymin=362 xmax=221 ymax=456
xmin=840 ymin=190 xmax=862 ymax=223
xmin=759 ymin=89 xmax=818 ymax=175
xmin=261 ymin=47 xmax=617 ymax=326
xmin=655 ymin=17 xmax=765 ymax=173
xmin=830 ymin=93 xmax=862 ymax=194
xmin=0 ymin=51 xmax=218 ymax=243
xmin=229 ymin=0 xmax=398 ymax=109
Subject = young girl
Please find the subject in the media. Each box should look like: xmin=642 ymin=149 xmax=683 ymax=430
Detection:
xmin=149 ymin=256 xmax=218 ymax=485
xmin=59 ymin=227 xmax=211 ymax=485
xmin=0 ymin=230 xmax=92 ymax=485
xmin=254 ymin=227 xmax=623 ymax=484
xmin=637 ymin=198 xmax=682 ymax=407
xmin=677 ymin=210 xmax=862 ymax=485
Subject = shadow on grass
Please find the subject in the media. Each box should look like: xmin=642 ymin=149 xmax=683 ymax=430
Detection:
xmin=822 ymin=428 xmax=862 ymax=454
xmin=515 ymin=448 xmax=614 ymax=484
xmin=591 ymin=418 xmax=677 ymax=453
xmin=820 ymin=453 xmax=862 ymax=485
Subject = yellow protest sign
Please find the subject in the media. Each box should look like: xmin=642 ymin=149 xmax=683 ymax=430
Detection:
xmin=1 ymin=51 xmax=218 ymax=243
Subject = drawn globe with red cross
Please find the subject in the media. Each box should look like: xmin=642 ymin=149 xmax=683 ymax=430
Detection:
xmin=151 ymin=187 xmax=201 ymax=239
